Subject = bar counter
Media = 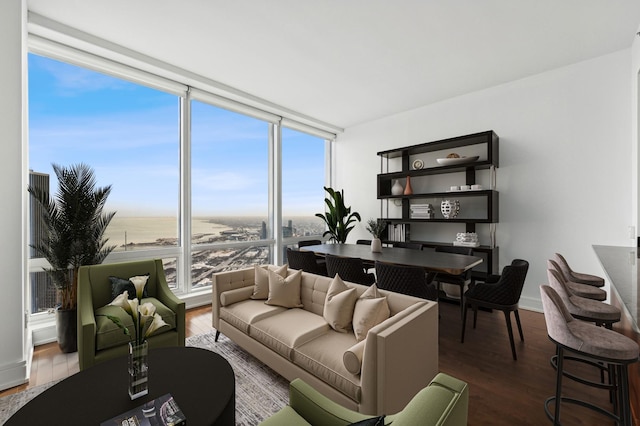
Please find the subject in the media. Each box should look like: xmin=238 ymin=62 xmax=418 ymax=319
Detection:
xmin=593 ymin=244 xmax=640 ymax=425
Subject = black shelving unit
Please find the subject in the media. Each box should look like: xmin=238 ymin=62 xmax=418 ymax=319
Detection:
xmin=377 ymin=130 xmax=499 ymax=278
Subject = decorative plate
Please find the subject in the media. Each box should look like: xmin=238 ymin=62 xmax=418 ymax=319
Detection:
xmin=412 ymin=159 xmax=424 ymax=170
xmin=436 ymin=156 xmax=480 ymax=166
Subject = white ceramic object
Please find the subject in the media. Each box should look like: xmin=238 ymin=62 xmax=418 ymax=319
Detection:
xmin=391 ymin=179 xmax=404 ymax=196
xmin=371 ymin=238 xmax=382 ymax=253
xmin=436 ymin=156 xmax=479 ymax=166
xmin=440 ymin=199 xmax=460 ymax=219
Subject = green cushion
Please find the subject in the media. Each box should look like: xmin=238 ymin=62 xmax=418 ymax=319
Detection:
xmin=95 ymin=297 xmax=176 ymax=350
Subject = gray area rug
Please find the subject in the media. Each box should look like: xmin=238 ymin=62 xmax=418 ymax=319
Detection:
xmin=0 ymin=332 xmax=289 ymax=425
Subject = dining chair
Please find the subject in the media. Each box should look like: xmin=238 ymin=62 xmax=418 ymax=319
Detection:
xmin=325 ymin=254 xmax=375 ymax=285
xmin=393 ymin=241 xmax=423 ymax=250
xmin=298 ymin=239 xmax=322 ymax=248
xmin=356 ymin=239 xmax=372 ymax=245
xmin=461 ymin=258 xmax=529 ymax=360
xmin=434 ymin=246 xmax=474 ymax=317
xmin=286 ymin=248 xmax=328 ymax=276
xmin=375 ymin=261 xmax=437 ymax=301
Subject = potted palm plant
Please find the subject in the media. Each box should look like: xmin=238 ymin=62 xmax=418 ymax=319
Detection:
xmin=365 ymin=219 xmax=387 ymax=252
xmin=315 ymin=187 xmax=361 ymax=243
xmin=28 ymin=163 xmax=116 ymax=353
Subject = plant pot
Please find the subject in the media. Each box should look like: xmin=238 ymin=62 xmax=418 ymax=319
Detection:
xmin=56 ymin=308 xmax=77 ymax=353
xmin=371 ymin=238 xmax=382 ymax=253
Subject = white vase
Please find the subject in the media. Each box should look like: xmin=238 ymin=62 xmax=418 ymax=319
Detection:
xmin=371 ymin=238 xmax=382 ymax=252
xmin=391 ymin=179 xmax=404 ymax=196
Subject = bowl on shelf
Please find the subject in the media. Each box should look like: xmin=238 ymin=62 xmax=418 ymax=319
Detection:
xmin=436 ymin=156 xmax=479 ymax=166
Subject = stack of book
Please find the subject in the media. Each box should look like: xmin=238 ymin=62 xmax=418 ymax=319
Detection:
xmin=388 ymin=223 xmax=407 ymax=242
xmin=410 ymin=203 xmax=434 ymax=219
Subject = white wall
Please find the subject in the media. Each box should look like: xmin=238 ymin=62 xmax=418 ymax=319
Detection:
xmin=335 ymin=49 xmax=633 ymax=311
xmin=0 ymin=0 xmax=29 ymax=391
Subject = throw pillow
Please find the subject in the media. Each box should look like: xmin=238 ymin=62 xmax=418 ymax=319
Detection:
xmin=109 ymin=274 xmax=149 ymax=301
xmin=343 ymin=339 xmax=366 ymax=374
xmin=252 ymin=264 xmax=288 ymax=300
xmin=352 ymin=284 xmax=390 ymax=342
xmin=323 ymin=274 xmax=358 ymax=332
xmin=265 ymin=269 xmax=303 ymax=308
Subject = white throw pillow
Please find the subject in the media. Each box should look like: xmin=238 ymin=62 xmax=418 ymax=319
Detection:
xmin=352 ymin=284 xmax=390 ymax=342
xmin=252 ymin=264 xmax=287 ymax=300
xmin=265 ymin=269 xmax=303 ymax=308
xmin=323 ymin=274 xmax=358 ymax=332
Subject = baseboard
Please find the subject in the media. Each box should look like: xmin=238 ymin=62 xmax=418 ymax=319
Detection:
xmin=0 ymin=356 xmax=29 ymax=392
xmin=518 ymin=295 xmax=543 ymax=313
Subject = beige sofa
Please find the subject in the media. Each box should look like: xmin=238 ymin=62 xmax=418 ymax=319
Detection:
xmin=212 ymin=265 xmax=439 ymax=416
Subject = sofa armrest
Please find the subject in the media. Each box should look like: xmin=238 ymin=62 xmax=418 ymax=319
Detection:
xmin=288 ymin=378 xmax=374 ymax=426
xmin=360 ymin=300 xmax=439 ymax=415
xmin=211 ymin=266 xmax=256 ymax=329
xmin=77 ymin=266 xmax=97 ymax=371
xmin=153 ymin=259 xmax=186 ymax=346
xmin=385 ymin=373 xmax=468 ymax=426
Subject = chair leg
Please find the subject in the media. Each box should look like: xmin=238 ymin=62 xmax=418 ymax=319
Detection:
xmin=472 ymin=305 xmax=478 ymax=329
xmin=461 ymin=300 xmax=468 ymax=343
xmin=215 ymin=330 xmax=220 ymax=342
xmin=504 ymin=310 xmax=518 ymax=361
xmin=554 ymin=346 xmax=564 ymax=425
xmin=514 ymin=309 xmax=524 ymax=342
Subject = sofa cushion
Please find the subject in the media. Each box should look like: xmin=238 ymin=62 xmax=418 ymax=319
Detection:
xmin=252 ymin=264 xmax=288 ymax=300
xmin=294 ymin=331 xmax=361 ymax=402
xmin=353 ymin=285 xmax=390 ymax=342
xmin=220 ymin=300 xmax=287 ymax=334
xmin=323 ymin=274 xmax=358 ymax=333
xmin=266 ymin=269 xmax=303 ymax=308
xmin=94 ymin=296 xmax=175 ymax=350
xmin=251 ymin=308 xmax=330 ymax=360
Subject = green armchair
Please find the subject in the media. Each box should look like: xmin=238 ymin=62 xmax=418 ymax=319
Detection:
xmin=260 ymin=373 xmax=468 ymax=426
xmin=78 ymin=259 xmax=185 ymax=370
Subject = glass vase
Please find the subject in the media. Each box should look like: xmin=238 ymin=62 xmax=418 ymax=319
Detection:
xmin=128 ymin=341 xmax=149 ymax=400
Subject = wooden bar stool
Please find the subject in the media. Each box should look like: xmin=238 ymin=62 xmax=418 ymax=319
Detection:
xmin=540 ymin=285 xmax=638 ymax=425
xmin=553 ymin=253 xmax=605 ymax=288
xmin=548 ymin=259 xmax=606 ymax=301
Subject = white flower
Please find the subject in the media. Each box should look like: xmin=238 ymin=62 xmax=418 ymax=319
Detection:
xmin=110 ymin=291 xmax=132 ymax=314
xmin=144 ymin=313 xmax=169 ymax=338
xmin=138 ymin=302 xmax=156 ymax=317
xmin=129 ymin=275 xmax=149 ymax=299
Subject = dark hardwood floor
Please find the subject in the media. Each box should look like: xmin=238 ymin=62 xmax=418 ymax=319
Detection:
xmin=1 ymin=302 xmax=622 ymax=425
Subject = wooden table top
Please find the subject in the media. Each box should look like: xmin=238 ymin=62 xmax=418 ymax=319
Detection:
xmin=301 ymin=243 xmax=482 ymax=275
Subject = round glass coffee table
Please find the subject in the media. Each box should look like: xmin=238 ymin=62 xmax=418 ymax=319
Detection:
xmin=6 ymin=346 xmax=235 ymax=425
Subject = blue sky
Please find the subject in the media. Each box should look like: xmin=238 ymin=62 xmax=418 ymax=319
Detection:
xmin=28 ymin=54 xmax=326 ymax=217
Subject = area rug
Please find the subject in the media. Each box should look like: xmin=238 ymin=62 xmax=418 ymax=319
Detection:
xmin=0 ymin=332 xmax=289 ymax=425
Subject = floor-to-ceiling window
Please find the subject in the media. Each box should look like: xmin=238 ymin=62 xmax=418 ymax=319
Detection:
xmin=28 ymin=53 xmax=181 ymax=313
xmin=189 ymin=100 xmax=271 ymax=289
xmin=27 ymin=51 xmax=332 ymax=317
xmin=281 ymin=127 xmax=326 ymax=259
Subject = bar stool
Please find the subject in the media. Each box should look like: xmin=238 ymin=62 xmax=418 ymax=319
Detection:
xmin=553 ymin=253 xmax=605 ymax=287
xmin=546 ymin=268 xmax=619 ymax=329
xmin=548 ymin=259 xmax=606 ymax=301
xmin=540 ymin=285 xmax=639 ymax=425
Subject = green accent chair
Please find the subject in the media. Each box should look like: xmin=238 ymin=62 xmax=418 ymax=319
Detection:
xmin=259 ymin=373 xmax=469 ymax=426
xmin=78 ymin=259 xmax=185 ymax=370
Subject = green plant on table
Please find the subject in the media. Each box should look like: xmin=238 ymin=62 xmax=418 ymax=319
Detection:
xmin=366 ymin=219 xmax=387 ymax=239
xmin=315 ymin=187 xmax=361 ymax=243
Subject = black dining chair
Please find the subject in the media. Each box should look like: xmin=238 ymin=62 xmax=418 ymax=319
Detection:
xmin=375 ymin=261 xmax=438 ymax=301
xmin=434 ymin=246 xmax=475 ymax=318
xmin=298 ymin=239 xmax=322 ymax=248
xmin=461 ymin=258 xmax=529 ymax=360
xmin=325 ymin=254 xmax=375 ymax=285
xmin=286 ymin=248 xmax=328 ymax=276
xmin=392 ymin=241 xmax=423 ymax=250
xmin=356 ymin=239 xmax=372 ymax=245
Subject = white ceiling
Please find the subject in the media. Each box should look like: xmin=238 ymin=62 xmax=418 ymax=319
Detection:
xmin=27 ymin=0 xmax=640 ymax=130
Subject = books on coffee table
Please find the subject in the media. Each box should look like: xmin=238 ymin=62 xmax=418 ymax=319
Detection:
xmin=100 ymin=393 xmax=186 ymax=426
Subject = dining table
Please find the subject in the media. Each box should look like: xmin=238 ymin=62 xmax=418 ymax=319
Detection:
xmin=300 ymin=243 xmax=482 ymax=276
